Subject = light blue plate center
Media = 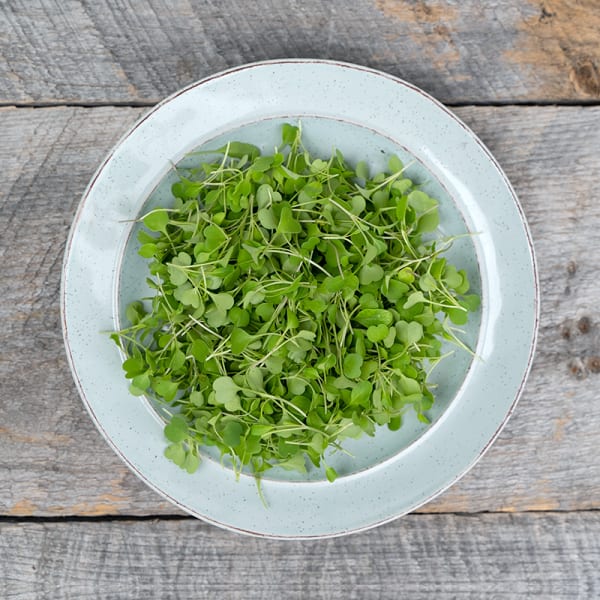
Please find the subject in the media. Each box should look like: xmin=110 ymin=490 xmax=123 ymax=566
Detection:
xmin=117 ymin=116 xmax=481 ymax=482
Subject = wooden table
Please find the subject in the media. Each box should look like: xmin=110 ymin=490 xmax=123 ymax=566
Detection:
xmin=1 ymin=1 xmax=599 ymax=597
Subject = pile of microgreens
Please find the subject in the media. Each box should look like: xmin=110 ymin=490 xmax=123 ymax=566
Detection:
xmin=112 ymin=123 xmax=479 ymax=484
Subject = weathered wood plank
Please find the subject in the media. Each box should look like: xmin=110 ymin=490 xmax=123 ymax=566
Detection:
xmin=1 ymin=105 xmax=599 ymax=517
xmin=0 ymin=0 xmax=599 ymax=105
xmin=0 ymin=106 xmax=178 ymax=516
xmin=1 ymin=513 xmax=598 ymax=598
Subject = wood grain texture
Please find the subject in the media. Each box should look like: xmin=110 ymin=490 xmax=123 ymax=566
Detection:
xmin=1 ymin=105 xmax=600 ymax=517
xmin=0 ymin=0 xmax=599 ymax=105
xmin=1 ymin=513 xmax=599 ymax=598
xmin=0 ymin=105 xmax=178 ymax=516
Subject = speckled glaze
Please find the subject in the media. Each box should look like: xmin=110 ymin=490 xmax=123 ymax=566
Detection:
xmin=61 ymin=60 xmax=539 ymax=539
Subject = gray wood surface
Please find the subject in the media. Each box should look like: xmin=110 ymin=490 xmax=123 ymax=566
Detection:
xmin=1 ymin=513 xmax=598 ymax=598
xmin=1 ymin=0 xmax=599 ymax=106
xmin=2 ymin=1 xmax=600 ymax=594
xmin=1 ymin=104 xmax=599 ymax=517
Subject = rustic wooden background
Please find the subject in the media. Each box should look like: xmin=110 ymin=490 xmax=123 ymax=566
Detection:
xmin=1 ymin=0 xmax=599 ymax=597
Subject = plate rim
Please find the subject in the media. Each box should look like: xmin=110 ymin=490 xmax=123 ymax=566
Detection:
xmin=61 ymin=58 xmax=540 ymax=539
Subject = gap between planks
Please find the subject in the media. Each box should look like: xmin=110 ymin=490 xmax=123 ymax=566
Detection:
xmin=2 ymin=100 xmax=600 ymax=110
xmin=2 ymin=507 xmax=600 ymax=523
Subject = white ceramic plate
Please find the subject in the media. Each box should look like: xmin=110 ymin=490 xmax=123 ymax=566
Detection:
xmin=61 ymin=60 xmax=538 ymax=538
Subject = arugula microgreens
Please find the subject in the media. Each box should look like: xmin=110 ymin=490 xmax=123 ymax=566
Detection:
xmin=111 ymin=123 xmax=479 ymax=484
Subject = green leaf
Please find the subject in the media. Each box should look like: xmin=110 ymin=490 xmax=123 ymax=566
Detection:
xmin=172 ymin=178 xmax=202 ymax=200
xmin=138 ymin=229 xmax=157 ymax=244
xmin=213 ymin=376 xmax=241 ymax=411
xmin=355 ymin=161 xmax=369 ymax=180
xmin=215 ymin=141 xmax=260 ymax=160
xmin=350 ymin=195 xmax=366 ymax=215
xmin=447 ymin=307 xmax=469 ymax=325
xmin=222 ymin=421 xmax=244 ymax=447
xmin=383 ymin=326 xmax=396 ymax=348
xmin=395 ymin=194 xmax=408 ymax=222
xmin=308 ymin=433 xmax=326 ymax=453
xmin=403 ymin=291 xmax=425 ymax=309
xmin=205 ymin=306 xmax=229 ymax=328
xmin=128 ymin=383 xmax=146 ymax=396
xmin=211 ymin=292 xmax=234 ymax=313
xmin=350 ymin=380 xmax=372 ymax=406
xmin=372 ymin=189 xmax=389 ymax=209
xmin=303 ymin=298 xmax=327 ymax=314
xmin=256 ymin=183 xmax=277 ymax=207
xmin=174 ymin=251 xmax=192 ymax=266
xmin=388 ymin=416 xmax=402 ymax=431
xmin=278 ymin=453 xmax=307 ymax=473
xmin=190 ymin=339 xmax=211 ymax=362
xmin=167 ymin=264 xmax=188 ymax=286
xmin=333 ymin=376 xmax=354 ymax=389
xmin=265 ymin=355 xmax=284 ymax=374
xmin=344 ymin=274 xmax=360 ymax=291
xmin=153 ymin=378 xmax=178 ymax=402
xmin=454 ymin=272 xmax=470 ymax=295
xmin=203 ymin=224 xmax=227 ymax=250
xmin=143 ymin=210 xmax=169 ymax=233
xmin=286 ymin=308 xmax=299 ymax=329
xmin=388 ymin=155 xmax=403 ymax=173
xmin=320 ymin=276 xmax=346 ymax=293
xmin=417 ymin=208 xmax=439 ymax=232
xmin=174 ymin=285 xmax=201 ymax=308
xmin=255 ymin=303 xmax=275 ymax=321
xmin=367 ymin=324 xmax=389 ymax=342
xmin=164 ymin=442 xmax=185 ymax=467
xmin=287 ymin=378 xmax=306 ymax=395
xmin=461 ymin=294 xmax=481 ymax=312
xmin=230 ymin=328 xmax=254 ymax=354
xmin=257 ymin=207 xmax=278 ymax=229
xmin=397 ymin=320 xmax=423 ymax=345
xmin=359 ymin=264 xmax=384 ymax=285
xmin=170 ymin=349 xmax=186 ymax=371
xmin=164 ymin=415 xmax=188 ymax=443
xmin=419 ymin=273 xmax=438 ymax=292
xmin=123 ymin=356 xmax=145 ymax=378
xmin=243 ymin=288 xmax=265 ymax=307
xmin=301 ymin=181 xmax=323 ymax=198
xmin=358 ymin=293 xmax=379 ymax=309
xmin=251 ymin=155 xmax=274 ymax=173
xmin=325 ymin=465 xmax=338 ymax=482
xmin=317 ymin=354 xmax=336 ymax=372
xmin=310 ymin=158 xmax=328 ymax=174
xmin=399 ymin=375 xmax=421 ymax=395
xmin=392 ymin=178 xmax=412 ymax=195
xmin=138 ymin=243 xmax=157 ymax=258
xmin=384 ymin=279 xmax=409 ymax=302
xmin=397 ymin=268 xmax=415 ymax=284
xmin=183 ymin=451 xmax=200 ymax=474
xmin=190 ymin=390 xmax=204 ymax=407
xmin=245 ymin=367 xmax=264 ymax=391
xmin=251 ymin=423 xmax=273 ymax=437
xmin=278 ymin=204 xmax=302 ymax=234
xmin=343 ymin=353 xmax=363 ymax=379
xmin=355 ymin=309 xmax=393 ymax=327
xmin=297 ymin=330 xmax=316 ymax=342
xmin=282 ymin=123 xmax=299 ymax=146
xmin=443 ymin=265 xmax=462 ymax=289
xmin=408 ymin=190 xmax=437 ymax=213
xmin=362 ymin=244 xmax=379 ymax=264
xmin=229 ymin=307 xmax=250 ymax=327
xmin=132 ymin=372 xmax=150 ymax=391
